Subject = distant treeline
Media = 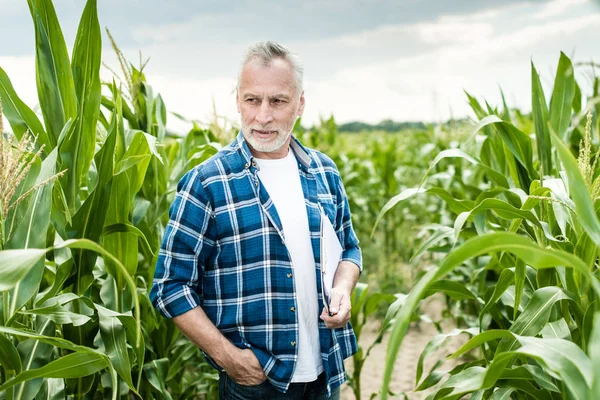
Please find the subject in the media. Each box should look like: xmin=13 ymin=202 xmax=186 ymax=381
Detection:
xmin=338 ymin=119 xmax=427 ymax=133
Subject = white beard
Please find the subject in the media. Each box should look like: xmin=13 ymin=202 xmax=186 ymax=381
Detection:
xmin=241 ymin=125 xmax=293 ymax=153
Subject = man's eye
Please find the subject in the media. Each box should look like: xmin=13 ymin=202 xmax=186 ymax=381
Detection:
xmin=272 ymin=99 xmax=284 ymax=104
xmin=246 ymin=98 xmax=256 ymax=103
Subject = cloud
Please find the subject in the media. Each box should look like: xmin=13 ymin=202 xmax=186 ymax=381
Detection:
xmin=2 ymin=0 xmax=599 ymax=134
xmin=534 ymin=0 xmax=589 ymax=20
xmin=299 ymin=9 xmax=600 ymax=124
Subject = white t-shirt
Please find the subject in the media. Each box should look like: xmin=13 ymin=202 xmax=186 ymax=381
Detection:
xmin=254 ymin=149 xmax=324 ymax=382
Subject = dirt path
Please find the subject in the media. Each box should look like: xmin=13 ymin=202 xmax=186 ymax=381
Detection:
xmin=340 ymin=295 xmax=468 ymax=399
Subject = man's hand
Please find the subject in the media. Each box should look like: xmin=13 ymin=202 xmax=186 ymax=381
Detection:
xmin=223 ymin=348 xmax=267 ymax=386
xmin=171 ymin=307 xmax=267 ymax=386
xmin=320 ymin=260 xmax=359 ymax=329
xmin=320 ymin=287 xmax=352 ymax=329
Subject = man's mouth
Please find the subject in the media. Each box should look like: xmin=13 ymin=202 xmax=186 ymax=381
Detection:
xmin=252 ymin=129 xmax=277 ymax=137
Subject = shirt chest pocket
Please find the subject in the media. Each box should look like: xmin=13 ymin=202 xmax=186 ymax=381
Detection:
xmin=318 ymin=196 xmax=338 ymax=231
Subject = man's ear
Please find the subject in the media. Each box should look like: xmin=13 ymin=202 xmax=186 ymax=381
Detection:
xmin=297 ymin=91 xmax=305 ymax=117
xmin=236 ymin=89 xmax=241 ymax=113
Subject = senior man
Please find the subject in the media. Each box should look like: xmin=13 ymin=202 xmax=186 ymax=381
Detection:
xmin=150 ymin=41 xmax=362 ymax=399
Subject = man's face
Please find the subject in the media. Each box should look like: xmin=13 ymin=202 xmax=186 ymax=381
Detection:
xmin=236 ymin=58 xmax=305 ymax=158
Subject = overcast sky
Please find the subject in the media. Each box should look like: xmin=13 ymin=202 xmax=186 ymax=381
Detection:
xmin=1 ymin=0 xmax=600 ymax=133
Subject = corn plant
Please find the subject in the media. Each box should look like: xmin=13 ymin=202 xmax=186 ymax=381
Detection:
xmin=375 ymin=52 xmax=600 ymax=399
xmin=0 ymin=0 xmax=222 ymax=398
xmin=346 ymin=283 xmax=398 ymax=400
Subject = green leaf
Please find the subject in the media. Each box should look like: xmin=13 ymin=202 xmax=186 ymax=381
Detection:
xmin=5 ymin=148 xmax=59 ymax=320
xmin=540 ymin=318 xmax=571 ymax=340
xmin=14 ymin=318 xmax=55 ymax=400
xmin=36 ymin=259 xmax=74 ymax=306
xmin=373 ymin=187 xmax=473 ymax=237
xmin=4 ymin=156 xmax=42 ymax=246
xmin=500 ymin=365 xmax=560 ymax=392
xmin=0 ymin=326 xmax=105 ymax=356
xmin=500 ymin=88 xmax=512 ymax=123
xmin=95 ymin=304 xmax=145 ymax=385
xmin=36 ymin=378 xmax=65 ymax=400
xmin=489 ymin=388 xmax=515 ymax=400
xmin=470 ymin=115 xmax=537 ymax=182
xmin=363 ymin=292 xmax=398 ymax=322
xmin=143 ymin=359 xmax=173 ymax=400
xmin=0 ymin=239 xmax=141 ymax=347
xmin=27 ymin=0 xmax=77 ymax=143
xmin=0 ymin=332 xmax=22 ymax=374
xmin=53 ymin=239 xmax=142 ymax=347
xmin=573 ymin=81 xmax=582 ymax=114
xmin=411 ymin=226 xmax=454 ymax=261
xmin=380 ymin=232 xmax=600 ymax=399
xmin=448 ymin=331 xmax=591 ymax=399
xmin=67 ymin=117 xmax=116 ymax=294
xmin=434 ymin=366 xmax=487 ymax=399
xmin=425 ymin=280 xmax=479 ymax=301
xmin=506 ymin=336 xmax=591 ymax=400
xmin=589 ymin=312 xmax=600 ymax=399
xmin=453 ymin=198 xmax=543 ymax=244
xmin=165 ymin=342 xmax=197 ymax=382
xmin=115 ymin=154 xmax=151 ymax=175
xmin=421 ymin=148 xmax=509 ymax=189
xmin=448 ymin=330 xmax=515 ymax=360
xmin=552 ymin=131 xmax=600 ymax=245
xmin=60 ymin=0 xmax=102 ymax=212
xmin=19 ymin=302 xmax=91 ymax=327
xmin=497 ymin=286 xmax=574 ymax=353
xmin=531 ymin=61 xmax=552 ymax=175
xmin=101 ymin=222 xmax=155 ymax=259
xmin=0 ymin=352 xmax=109 ymax=392
xmin=98 ymin=313 xmax=135 ymax=392
xmin=0 ymin=248 xmax=47 ymax=291
xmin=465 ymin=91 xmax=488 ymax=119
xmin=513 ymin=259 xmax=526 ymax=320
xmin=416 ymin=328 xmax=478 ymax=385
xmin=549 ymin=52 xmax=576 ymax=140
xmin=479 ymin=268 xmax=514 ymax=328
xmin=0 ymin=66 xmax=51 ymax=150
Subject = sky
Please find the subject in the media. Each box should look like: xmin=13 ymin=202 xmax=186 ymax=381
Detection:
xmin=1 ymin=0 xmax=600 ymax=133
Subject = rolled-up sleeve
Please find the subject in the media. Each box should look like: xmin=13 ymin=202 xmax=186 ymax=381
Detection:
xmin=336 ymin=175 xmax=362 ymax=273
xmin=149 ymin=168 xmax=216 ymax=318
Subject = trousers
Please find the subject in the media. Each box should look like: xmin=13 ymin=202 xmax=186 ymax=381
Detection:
xmin=218 ymin=371 xmax=341 ymax=399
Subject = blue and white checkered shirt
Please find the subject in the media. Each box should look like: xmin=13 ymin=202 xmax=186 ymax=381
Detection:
xmin=150 ymin=132 xmax=362 ymax=394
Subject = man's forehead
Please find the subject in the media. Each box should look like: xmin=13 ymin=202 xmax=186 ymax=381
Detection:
xmin=239 ymin=58 xmax=296 ymax=90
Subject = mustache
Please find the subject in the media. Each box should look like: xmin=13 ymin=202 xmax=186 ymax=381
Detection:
xmin=249 ymin=127 xmax=279 ymax=134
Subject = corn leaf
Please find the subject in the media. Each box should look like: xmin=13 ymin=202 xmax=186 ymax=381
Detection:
xmin=27 ymin=0 xmax=76 ymax=144
xmin=0 ymin=66 xmax=51 ymax=150
xmin=531 ymin=61 xmax=552 ymax=175
xmin=549 ymin=52 xmax=576 ymax=140
xmin=0 ymin=352 xmax=109 ymax=392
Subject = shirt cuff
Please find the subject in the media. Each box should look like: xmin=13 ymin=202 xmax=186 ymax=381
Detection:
xmin=340 ymin=247 xmax=362 ymax=274
xmin=153 ymin=287 xmax=201 ymax=319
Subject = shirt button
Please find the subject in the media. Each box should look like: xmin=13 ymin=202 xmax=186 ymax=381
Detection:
xmin=287 ymin=273 xmax=293 ymax=278
xmin=290 ymin=307 xmax=296 ymax=312
xmin=291 ymin=341 xmax=296 ymax=347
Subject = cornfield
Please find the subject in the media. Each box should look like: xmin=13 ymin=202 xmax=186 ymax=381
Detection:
xmin=1 ymin=1 xmax=600 ymax=400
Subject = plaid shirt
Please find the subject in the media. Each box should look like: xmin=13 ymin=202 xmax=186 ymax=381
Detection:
xmin=150 ymin=132 xmax=362 ymax=394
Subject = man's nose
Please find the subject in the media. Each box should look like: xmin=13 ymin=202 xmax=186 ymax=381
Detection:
xmin=256 ymin=102 xmax=273 ymax=125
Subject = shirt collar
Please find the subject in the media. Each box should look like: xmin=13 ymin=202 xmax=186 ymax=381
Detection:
xmin=234 ymin=131 xmax=314 ymax=172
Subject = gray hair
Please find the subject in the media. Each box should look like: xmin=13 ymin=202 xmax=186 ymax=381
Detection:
xmin=237 ymin=41 xmax=304 ymax=95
